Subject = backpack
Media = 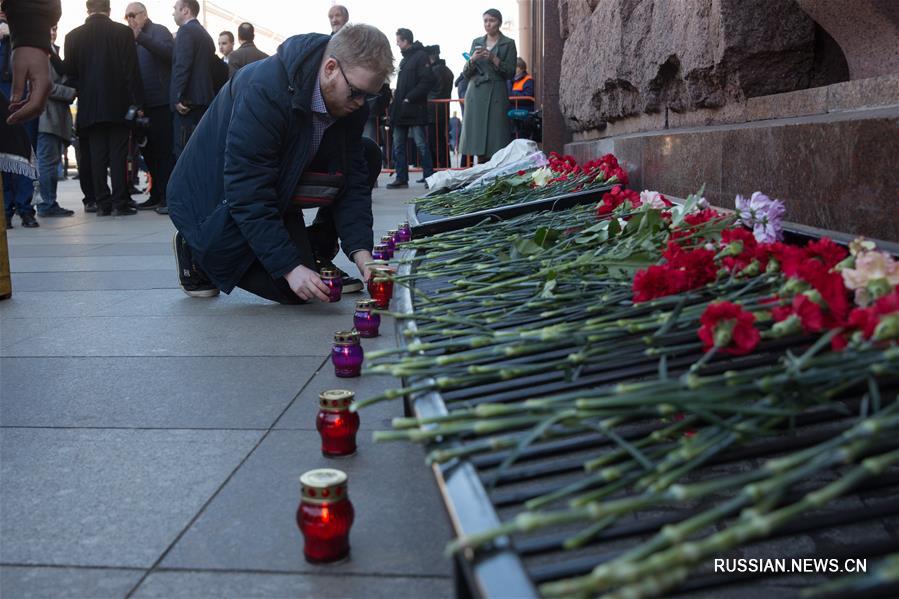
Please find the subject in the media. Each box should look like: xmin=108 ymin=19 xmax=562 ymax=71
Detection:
xmin=210 ymin=55 xmax=229 ymax=95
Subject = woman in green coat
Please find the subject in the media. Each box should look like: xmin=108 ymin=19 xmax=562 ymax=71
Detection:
xmin=459 ymin=8 xmax=517 ymax=162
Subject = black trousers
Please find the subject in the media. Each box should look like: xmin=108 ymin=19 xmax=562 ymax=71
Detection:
xmin=142 ymin=106 xmax=174 ymax=203
xmin=85 ymin=123 xmax=130 ymax=210
xmin=173 ymin=106 xmax=206 ymax=160
xmin=74 ymin=133 xmax=94 ymax=204
xmin=234 ymin=138 xmax=382 ymax=304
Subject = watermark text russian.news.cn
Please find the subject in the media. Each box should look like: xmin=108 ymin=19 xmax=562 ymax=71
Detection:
xmin=714 ymin=558 xmax=867 ymax=574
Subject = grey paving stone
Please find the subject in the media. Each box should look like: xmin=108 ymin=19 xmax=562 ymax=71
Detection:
xmin=77 ymin=242 xmax=173 ymax=257
xmin=133 ymin=570 xmax=451 ymax=598
xmin=0 ymin=566 xmax=143 ymax=599
xmin=2 ymin=309 xmax=363 ymax=357
xmin=10 ymin=255 xmax=175 ymax=273
xmin=10 ymin=270 xmax=176 ymax=292
xmin=0 ymin=291 xmax=139 ymax=319
xmin=160 ymin=430 xmax=453 ymax=578
xmin=0 ymin=428 xmax=263 ymax=568
xmin=276 ymin=325 xmax=406 ymax=431
xmin=0 ymin=318 xmax=59 ymax=353
xmin=0 ymin=356 xmax=322 ymax=428
xmin=101 ymin=288 xmax=360 ymax=317
xmin=7 ymin=244 xmax=104 ymax=258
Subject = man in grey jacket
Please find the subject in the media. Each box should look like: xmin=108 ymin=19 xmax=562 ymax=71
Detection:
xmin=36 ymin=24 xmax=74 ymax=217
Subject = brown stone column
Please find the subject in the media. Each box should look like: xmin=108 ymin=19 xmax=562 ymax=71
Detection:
xmin=540 ymin=0 xmax=567 ymax=154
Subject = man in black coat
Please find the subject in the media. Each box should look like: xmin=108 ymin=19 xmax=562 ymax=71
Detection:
xmin=386 ymin=28 xmax=433 ymax=189
xmin=227 ymin=22 xmax=268 ymax=77
xmin=167 ymin=25 xmax=394 ymax=303
xmin=425 ymin=45 xmax=453 ymax=169
xmin=126 ymin=2 xmax=174 ymax=214
xmin=170 ymin=0 xmax=214 ymax=160
xmin=64 ymin=0 xmax=143 ymax=216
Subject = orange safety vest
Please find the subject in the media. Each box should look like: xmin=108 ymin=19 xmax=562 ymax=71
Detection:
xmin=511 ymin=74 xmax=533 ymax=93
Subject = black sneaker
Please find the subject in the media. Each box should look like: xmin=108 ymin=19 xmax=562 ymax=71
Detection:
xmin=20 ymin=214 xmax=40 ymax=228
xmin=37 ymin=205 xmax=75 ymax=217
xmin=155 ymin=204 xmax=169 ymax=215
xmin=136 ymin=198 xmax=161 ymax=210
xmin=172 ymin=232 xmax=220 ymax=298
xmin=386 ymin=180 xmax=408 ymax=189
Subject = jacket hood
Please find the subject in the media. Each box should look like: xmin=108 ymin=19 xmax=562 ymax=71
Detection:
xmin=276 ymin=33 xmax=331 ymax=111
xmin=402 ymin=41 xmax=425 ymax=57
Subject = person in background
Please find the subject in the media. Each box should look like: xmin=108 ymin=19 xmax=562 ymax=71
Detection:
xmin=35 ymin=24 xmax=75 ymax=218
xmin=64 ymin=0 xmax=143 ymax=217
xmin=170 ymin=0 xmax=215 ymax=161
xmin=328 ymin=5 xmax=349 ymax=34
xmin=459 ymin=8 xmax=516 ymax=163
xmin=425 ymin=44 xmax=453 ymax=171
xmin=1 ymin=10 xmax=39 ymax=228
xmin=166 ymin=24 xmax=393 ymax=302
xmin=218 ymin=30 xmax=234 ymax=62
xmin=448 ymin=110 xmax=461 ymax=160
xmin=126 ymin=2 xmax=174 ymax=214
xmin=386 ymin=28 xmax=433 ymax=189
xmin=0 ymin=0 xmax=61 ymax=126
xmin=227 ymin=22 xmax=267 ymax=76
xmin=508 ymin=57 xmax=534 ymax=110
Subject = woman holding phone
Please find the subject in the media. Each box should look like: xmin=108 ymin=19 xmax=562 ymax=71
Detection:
xmin=459 ymin=8 xmax=517 ymax=163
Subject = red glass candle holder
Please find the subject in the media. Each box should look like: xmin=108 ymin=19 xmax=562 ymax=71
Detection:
xmin=316 ymin=389 xmax=360 ymax=457
xmin=371 ymin=243 xmax=390 ymax=262
xmin=380 ymin=235 xmax=395 ymax=259
xmin=367 ymin=267 xmax=395 ymax=310
xmin=320 ymin=267 xmax=342 ymax=303
xmin=297 ymin=468 xmax=354 ymax=563
xmin=397 ymin=221 xmax=412 ymax=243
xmin=353 ymin=299 xmax=381 ymax=338
xmin=331 ymin=330 xmax=363 ymax=377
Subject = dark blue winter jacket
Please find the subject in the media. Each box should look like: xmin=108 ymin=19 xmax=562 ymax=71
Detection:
xmin=166 ymin=33 xmax=372 ymax=293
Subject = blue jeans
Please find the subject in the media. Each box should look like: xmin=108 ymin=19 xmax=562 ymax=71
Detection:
xmin=3 ymin=172 xmax=36 ymax=219
xmin=36 ymin=132 xmax=63 ymax=212
xmin=391 ymin=124 xmax=432 ymax=183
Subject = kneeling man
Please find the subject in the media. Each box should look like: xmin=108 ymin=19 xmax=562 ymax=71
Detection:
xmin=167 ymin=24 xmax=393 ymax=302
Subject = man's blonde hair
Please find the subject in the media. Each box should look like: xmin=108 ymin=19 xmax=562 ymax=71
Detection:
xmin=327 ymin=24 xmax=394 ymax=82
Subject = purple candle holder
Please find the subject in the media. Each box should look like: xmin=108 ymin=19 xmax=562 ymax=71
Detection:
xmin=332 ymin=330 xmax=363 ymax=378
xmin=380 ymin=235 xmax=396 ymax=259
xmin=353 ymin=299 xmax=381 ymax=338
xmin=372 ymin=244 xmax=390 ymax=262
xmin=320 ymin=268 xmax=342 ymax=303
xmin=388 ymin=229 xmax=400 ymax=245
xmin=397 ymin=222 xmax=412 ymax=243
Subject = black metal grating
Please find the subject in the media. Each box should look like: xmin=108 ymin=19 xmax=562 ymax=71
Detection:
xmin=394 ymin=230 xmax=899 ymax=598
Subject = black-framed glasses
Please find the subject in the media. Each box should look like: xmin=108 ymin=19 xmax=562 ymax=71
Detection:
xmin=125 ymin=10 xmax=145 ymax=19
xmin=330 ymin=55 xmax=377 ymax=102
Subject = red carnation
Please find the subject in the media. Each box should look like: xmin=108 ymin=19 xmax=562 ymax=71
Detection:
xmin=721 ymin=228 xmax=759 ymax=272
xmin=698 ymin=301 xmax=760 ymax=355
xmin=806 ymin=237 xmax=848 ymax=269
xmin=772 ymin=294 xmax=825 ymax=333
xmin=633 ymin=265 xmax=686 ymax=303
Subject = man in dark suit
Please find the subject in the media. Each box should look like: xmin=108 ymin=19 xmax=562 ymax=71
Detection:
xmin=170 ymin=0 xmax=214 ymax=160
xmin=126 ymin=2 xmax=174 ymax=214
xmin=64 ymin=0 xmax=143 ymax=216
xmin=227 ymin=22 xmax=268 ymax=77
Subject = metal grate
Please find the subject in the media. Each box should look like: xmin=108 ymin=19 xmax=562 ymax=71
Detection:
xmin=393 ymin=227 xmax=899 ymax=599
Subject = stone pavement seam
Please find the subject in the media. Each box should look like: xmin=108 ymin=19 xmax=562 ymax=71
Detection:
xmin=122 ymin=355 xmax=330 ymax=598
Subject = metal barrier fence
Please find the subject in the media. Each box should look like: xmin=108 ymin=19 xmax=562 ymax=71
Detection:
xmin=369 ymin=96 xmax=536 ymax=174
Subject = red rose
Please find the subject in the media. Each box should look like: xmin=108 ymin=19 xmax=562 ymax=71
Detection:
xmin=698 ymin=301 xmax=760 ymax=355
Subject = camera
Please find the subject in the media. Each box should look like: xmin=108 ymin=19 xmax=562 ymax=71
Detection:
xmin=124 ymin=105 xmax=150 ymax=128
